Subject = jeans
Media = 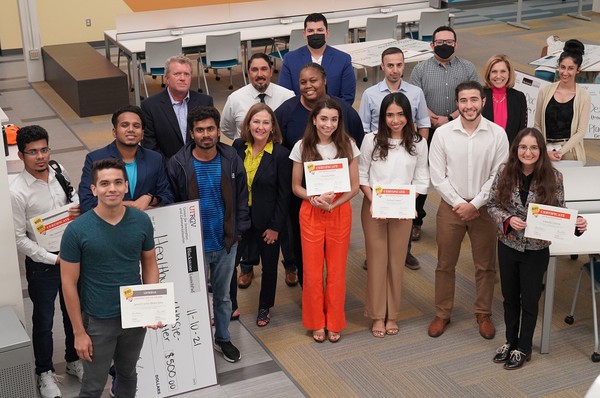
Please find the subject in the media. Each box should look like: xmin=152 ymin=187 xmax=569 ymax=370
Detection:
xmin=25 ymin=256 xmax=78 ymax=375
xmin=205 ymin=244 xmax=238 ymax=342
xmin=79 ymin=314 xmax=146 ymax=398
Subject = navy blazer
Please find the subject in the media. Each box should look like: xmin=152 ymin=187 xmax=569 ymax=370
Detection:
xmin=278 ymin=45 xmax=356 ymax=105
xmin=232 ymin=139 xmax=292 ymax=233
xmin=78 ymin=141 xmax=174 ymax=213
xmin=483 ymin=87 xmax=527 ymax=146
xmin=141 ymin=89 xmax=213 ymax=159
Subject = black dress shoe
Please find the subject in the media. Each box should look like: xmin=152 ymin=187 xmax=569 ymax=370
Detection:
xmin=493 ymin=343 xmax=513 ymax=363
xmin=504 ymin=349 xmax=531 ymax=370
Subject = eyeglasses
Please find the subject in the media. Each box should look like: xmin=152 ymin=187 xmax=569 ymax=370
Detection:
xmin=517 ymin=145 xmax=540 ymax=153
xmin=433 ymin=39 xmax=456 ymax=46
xmin=21 ymin=148 xmax=51 ymax=156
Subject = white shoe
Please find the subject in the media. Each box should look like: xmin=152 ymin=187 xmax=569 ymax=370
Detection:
xmin=38 ymin=370 xmax=62 ymax=398
xmin=66 ymin=359 xmax=84 ymax=382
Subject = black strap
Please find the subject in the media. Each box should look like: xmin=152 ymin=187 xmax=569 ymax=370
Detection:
xmin=48 ymin=160 xmax=74 ymax=203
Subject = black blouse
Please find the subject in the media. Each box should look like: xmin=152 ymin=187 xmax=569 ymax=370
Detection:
xmin=545 ymin=96 xmax=575 ymax=140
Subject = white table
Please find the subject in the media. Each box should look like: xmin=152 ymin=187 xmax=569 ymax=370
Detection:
xmin=0 ymin=107 xmax=8 ymax=124
xmin=104 ymin=8 xmax=453 ymax=105
xmin=560 ymin=166 xmax=600 ymax=213
xmin=542 ymin=214 xmax=600 ymax=354
xmin=334 ymin=37 xmax=432 ymax=68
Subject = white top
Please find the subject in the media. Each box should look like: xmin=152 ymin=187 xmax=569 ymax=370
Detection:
xmin=220 ymin=83 xmax=295 ymax=139
xmin=9 ymin=166 xmax=73 ymax=264
xmin=429 ymin=117 xmax=509 ymax=209
xmin=358 ymin=133 xmax=429 ymax=195
xmin=289 ymin=140 xmax=361 ymax=162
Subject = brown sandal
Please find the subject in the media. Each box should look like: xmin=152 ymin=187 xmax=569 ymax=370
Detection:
xmin=328 ymin=331 xmax=341 ymax=343
xmin=385 ymin=319 xmax=399 ymax=335
xmin=313 ymin=329 xmax=326 ymax=343
xmin=371 ymin=319 xmax=385 ymax=338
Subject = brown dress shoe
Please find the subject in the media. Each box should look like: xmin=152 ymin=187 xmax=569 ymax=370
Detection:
xmin=411 ymin=225 xmax=422 ymax=241
xmin=285 ymin=270 xmax=299 ymax=287
xmin=237 ymin=270 xmax=253 ymax=289
xmin=428 ymin=316 xmax=450 ymax=337
xmin=476 ymin=313 xmax=496 ymax=339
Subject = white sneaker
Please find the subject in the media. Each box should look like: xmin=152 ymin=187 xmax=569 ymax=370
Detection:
xmin=38 ymin=370 xmax=62 ymax=398
xmin=66 ymin=359 xmax=84 ymax=382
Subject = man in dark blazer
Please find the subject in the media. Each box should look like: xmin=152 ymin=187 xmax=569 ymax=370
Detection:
xmin=141 ymin=55 xmax=213 ymax=159
xmin=79 ymin=105 xmax=174 ymax=213
xmin=278 ymin=13 xmax=356 ymax=105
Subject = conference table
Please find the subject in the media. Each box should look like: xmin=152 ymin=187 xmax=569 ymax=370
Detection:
xmin=540 ymin=166 xmax=600 ymax=354
xmin=103 ymin=7 xmax=452 ymax=105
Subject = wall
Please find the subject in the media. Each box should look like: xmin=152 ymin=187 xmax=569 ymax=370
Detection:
xmin=0 ymin=0 xmax=23 ymax=50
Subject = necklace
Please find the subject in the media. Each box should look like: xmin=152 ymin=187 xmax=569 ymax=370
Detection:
xmin=492 ymin=94 xmax=506 ymax=104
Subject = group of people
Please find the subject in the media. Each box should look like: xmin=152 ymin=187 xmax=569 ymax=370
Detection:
xmin=8 ymin=12 xmax=593 ymax=398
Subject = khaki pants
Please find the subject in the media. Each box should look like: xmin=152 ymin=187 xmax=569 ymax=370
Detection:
xmin=434 ymin=200 xmax=496 ymax=319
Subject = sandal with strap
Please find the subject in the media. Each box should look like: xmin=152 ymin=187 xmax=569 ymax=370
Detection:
xmin=312 ymin=329 xmax=326 ymax=343
xmin=385 ymin=319 xmax=399 ymax=335
xmin=256 ymin=309 xmax=270 ymax=327
xmin=328 ymin=331 xmax=341 ymax=343
xmin=371 ymin=319 xmax=385 ymax=338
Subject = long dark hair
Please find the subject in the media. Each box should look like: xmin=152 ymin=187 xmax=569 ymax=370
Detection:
xmin=495 ymin=128 xmax=558 ymax=207
xmin=300 ymin=98 xmax=354 ymax=162
xmin=373 ymin=92 xmax=420 ymax=160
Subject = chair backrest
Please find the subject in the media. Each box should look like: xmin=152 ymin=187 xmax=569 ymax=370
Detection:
xmin=206 ymin=32 xmax=242 ymax=65
xmin=366 ymin=15 xmax=398 ymax=41
xmin=289 ymin=29 xmax=305 ymax=51
xmin=327 ymin=20 xmax=350 ymax=46
xmin=145 ymin=38 xmax=182 ymax=70
xmin=418 ymin=10 xmax=450 ymax=41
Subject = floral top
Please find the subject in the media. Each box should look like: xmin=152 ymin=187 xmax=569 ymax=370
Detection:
xmin=487 ymin=165 xmax=565 ymax=252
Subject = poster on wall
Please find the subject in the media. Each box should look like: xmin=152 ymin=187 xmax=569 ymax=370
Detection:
xmin=515 ymin=71 xmax=600 ymax=139
xmin=137 ymin=201 xmax=216 ymax=397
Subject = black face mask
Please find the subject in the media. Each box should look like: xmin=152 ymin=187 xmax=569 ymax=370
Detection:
xmin=434 ymin=44 xmax=455 ymax=60
xmin=307 ymin=34 xmax=326 ymax=49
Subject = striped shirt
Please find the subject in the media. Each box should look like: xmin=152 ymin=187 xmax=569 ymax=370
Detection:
xmin=410 ymin=56 xmax=479 ymax=117
xmin=194 ymin=154 xmax=224 ymax=252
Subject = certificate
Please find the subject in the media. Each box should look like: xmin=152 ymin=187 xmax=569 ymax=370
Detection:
xmin=523 ymin=203 xmax=578 ymax=242
xmin=371 ymin=184 xmax=416 ymax=219
xmin=304 ymin=158 xmax=350 ymax=196
xmin=29 ymin=203 xmax=76 ymax=252
xmin=120 ymin=282 xmax=176 ymax=329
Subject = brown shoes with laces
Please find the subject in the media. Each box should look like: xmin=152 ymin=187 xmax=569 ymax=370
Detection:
xmin=476 ymin=313 xmax=496 ymax=339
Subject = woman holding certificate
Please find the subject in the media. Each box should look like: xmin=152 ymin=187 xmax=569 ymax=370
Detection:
xmin=488 ymin=128 xmax=587 ymax=370
xmin=358 ymin=93 xmax=429 ymax=338
xmin=534 ymin=39 xmax=591 ymax=164
xmin=289 ymin=98 xmax=360 ymax=343
xmin=231 ymin=103 xmax=292 ymax=327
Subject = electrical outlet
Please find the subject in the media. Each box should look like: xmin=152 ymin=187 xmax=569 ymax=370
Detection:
xmin=29 ymin=49 xmax=40 ymax=60
xmin=85 ymin=19 xmax=91 ymax=27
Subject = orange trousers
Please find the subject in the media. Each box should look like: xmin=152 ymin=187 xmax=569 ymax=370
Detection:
xmin=300 ymin=200 xmax=351 ymax=332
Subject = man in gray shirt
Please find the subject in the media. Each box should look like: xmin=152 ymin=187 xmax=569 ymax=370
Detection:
xmin=409 ymin=26 xmax=479 ymax=242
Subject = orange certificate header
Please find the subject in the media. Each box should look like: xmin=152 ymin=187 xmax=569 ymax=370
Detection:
xmin=312 ymin=163 xmax=343 ymax=171
xmin=538 ymin=209 xmax=571 ymax=219
xmin=380 ymin=188 xmax=411 ymax=195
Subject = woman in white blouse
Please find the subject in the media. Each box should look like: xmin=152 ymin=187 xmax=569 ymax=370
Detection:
xmin=359 ymin=92 xmax=430 ymax=338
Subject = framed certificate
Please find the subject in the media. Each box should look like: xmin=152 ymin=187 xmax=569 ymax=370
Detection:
xmin=524 ymin=203 xmax=578 ymax=242
xmin=371 ymin=184 xmax=416 ymax=219
xmin=304 ymin=158 xmax=350 ymax=196
xmin=120 ymin=282 xmax=176 ymax=329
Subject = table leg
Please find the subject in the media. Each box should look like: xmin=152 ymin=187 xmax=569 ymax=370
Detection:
xmin=104 ymin=34 xmax=111 ymax=60
xmin=132 ymin=53 xmax=141 ymax=107
xmin=540 ymin=256 xmax=557 ymax=354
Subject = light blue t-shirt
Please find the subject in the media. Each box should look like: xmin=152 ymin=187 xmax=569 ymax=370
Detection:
xmin=125 ymin=160 xmax=137 ymax=196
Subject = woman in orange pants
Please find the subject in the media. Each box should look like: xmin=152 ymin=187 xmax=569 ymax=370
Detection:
xmin=289 ymin=98 xmax=359 ymax=343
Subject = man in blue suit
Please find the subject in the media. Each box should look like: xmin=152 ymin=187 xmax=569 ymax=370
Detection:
xmin=279 ymin=13 xmax=356 ymax=105
xmin=79 ymin=105 xmax=174 ymax=213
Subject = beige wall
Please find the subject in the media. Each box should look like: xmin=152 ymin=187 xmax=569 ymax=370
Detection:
xmin=0 ymin=0 xmax=23 ymax=50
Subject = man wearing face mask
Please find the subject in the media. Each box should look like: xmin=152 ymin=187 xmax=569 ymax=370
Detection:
xmin=408 ymin=26 xmax=479 ymax=242
xmin=279 ymin=13 xmax=356 ymax=105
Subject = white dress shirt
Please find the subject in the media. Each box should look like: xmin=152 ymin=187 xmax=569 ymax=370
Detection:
xmin=10 ymin=166 xmax=73 ymax=264
xmin=359 ymin=133 xmax=429 ymax=195
xmin=220 ymin=83 xmax=294 ymax=139
xmin=429 ymin=116 xmax=509 ymax=209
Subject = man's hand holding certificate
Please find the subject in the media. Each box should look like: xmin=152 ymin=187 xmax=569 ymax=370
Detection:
xmin=29 ymin=203 xmax=78 ymax=251
xmin=304 ymin=158 xmax=350 ymax=196
xmin=371 ymin=184 xmax=416 ymax=219
xmin=524 ymin=203 xmax=578 ymax=242
xmin=120 ymin=282 xmax=176 ymax=329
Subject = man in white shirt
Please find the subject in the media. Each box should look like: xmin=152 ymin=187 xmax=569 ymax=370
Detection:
xmin=221 ymin=53 xmax=294 ymax=140
xmin=9 ymin=125 xmax=83 ymax=398
xmin=428 ymin=81 xmax=509 ymax=340
xmin=358 ymin=47 xmax=430 ymax=270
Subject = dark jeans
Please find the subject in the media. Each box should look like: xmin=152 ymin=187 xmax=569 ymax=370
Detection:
xmin=498 ymin=241 xmax=549 ymax=354
xmin=25 ymin=256 xmax=77 ymax=375
xmin=79 ymin=314 xmax=146 ymax=398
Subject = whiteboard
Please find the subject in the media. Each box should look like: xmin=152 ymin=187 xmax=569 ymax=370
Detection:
xmin=137 ymin=201 xmax=217 ymax=397
xmin=514 ymin=71 xmax=600 ymax=139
